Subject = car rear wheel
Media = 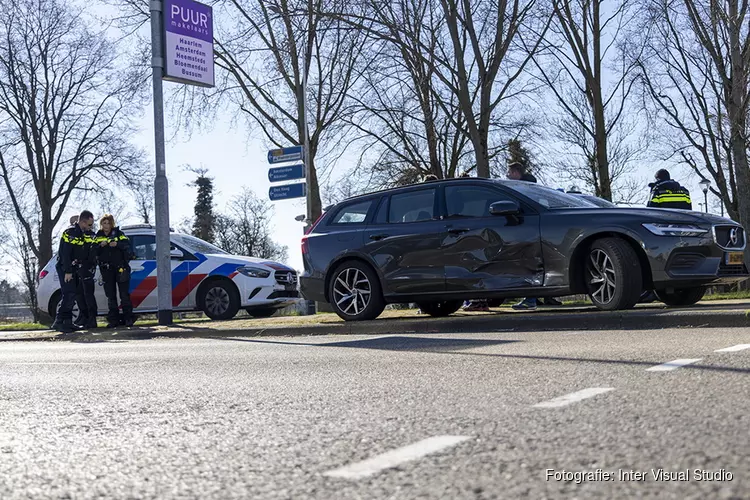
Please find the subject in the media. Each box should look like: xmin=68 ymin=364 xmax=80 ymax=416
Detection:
xmin=201 ymin=281 xmax=240 ymax=320
xmin=585 ymin=238 xmax=643 ymax=310
xmin=417 ymin=300 xmax=463 ymax=317
xmin=329 ymin=261 xmax=385 ymax=321
xmin=654 ymin=287 xmax=706 ymax=306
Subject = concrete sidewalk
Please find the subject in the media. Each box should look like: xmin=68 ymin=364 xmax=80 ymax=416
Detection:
xmin=2 ymin=299 xmax=748 ymax=342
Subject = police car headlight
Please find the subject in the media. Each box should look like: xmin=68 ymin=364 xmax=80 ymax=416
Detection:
xmin=236 ymin=266 xmax=271 ymax=278
xmin=642 ymin=223 xmax=709 ymax=237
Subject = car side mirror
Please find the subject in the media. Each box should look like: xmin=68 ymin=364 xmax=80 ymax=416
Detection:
xmin=489 ymin=200 xmax=520 ymax=216
xmin=170 ymin=248 xmax=184 ymax=260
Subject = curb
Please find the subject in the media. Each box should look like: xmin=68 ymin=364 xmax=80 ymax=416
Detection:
xmin=2 ymin=307 xmax=749 ymax=342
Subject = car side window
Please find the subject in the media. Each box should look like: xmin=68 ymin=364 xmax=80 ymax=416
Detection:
xmin=130 ymin=235 xmax=156 ymax=260
xmin=445 ymin=185 xmax=513 ymax=218
xmin=389 ymin=189 xmax=436 ymax=223
xmin=330 ymin=200 xmax=373 ymax=225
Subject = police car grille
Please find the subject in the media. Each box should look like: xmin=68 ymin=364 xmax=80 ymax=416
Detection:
xmin=274 ymin=270 xmax=298 ymax=286
xmin=714 ymin=225 xmax=745 ymax=249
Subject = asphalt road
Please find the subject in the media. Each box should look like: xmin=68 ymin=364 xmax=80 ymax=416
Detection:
xmin=1 ymin=327 xmax=748 ymax=499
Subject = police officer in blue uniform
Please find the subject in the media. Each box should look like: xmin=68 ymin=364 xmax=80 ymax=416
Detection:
xmin=52 ymin=211 xmax=96 ymax=334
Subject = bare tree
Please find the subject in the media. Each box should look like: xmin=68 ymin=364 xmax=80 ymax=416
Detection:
xmin=634 ymin=0 xmax=750 ymax=228
xmin=535 ymin=0 xmax=643 ymax=200
xmin=132 ymin=179 xmax=154 ymax=224
xmin=0 ymin=0 xmax=146 ymax=273
xmin=215 ymin=188 xmax=288 ymax=262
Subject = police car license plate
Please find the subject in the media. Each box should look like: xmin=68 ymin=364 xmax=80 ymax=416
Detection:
xmin=727 ymin=252 xmax=744 ymax=265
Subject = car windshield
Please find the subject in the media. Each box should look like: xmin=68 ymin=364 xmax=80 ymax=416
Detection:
xmin=174 ymin=234 xmax=229 ymax=255
xmin=504 ymin=182 xmax=599 ymax=209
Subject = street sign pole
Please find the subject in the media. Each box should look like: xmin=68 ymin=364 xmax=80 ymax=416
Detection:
xmin=150 ymin=0 xmax=173 ymax=326
xmin=300 ymin=40 xmax=313 ymax=230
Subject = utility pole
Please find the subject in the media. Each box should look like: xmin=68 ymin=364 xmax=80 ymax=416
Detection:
xmin=150 ymin=0 xmax=173 ymax=325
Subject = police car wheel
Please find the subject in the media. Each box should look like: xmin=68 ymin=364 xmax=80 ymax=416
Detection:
xmin=201 ymin=281 xmax=240 ymax=320
xmin=50 ymin=293 xmax=81 ymax=323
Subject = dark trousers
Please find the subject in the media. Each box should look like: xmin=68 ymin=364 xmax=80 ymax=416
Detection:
xmin=101 ymin=266 xmax=132 ymax=323
xmin=55 ymin=265 xmax=77 ymax=322
xmin=75 ymin=266 xmax=98 ymax=323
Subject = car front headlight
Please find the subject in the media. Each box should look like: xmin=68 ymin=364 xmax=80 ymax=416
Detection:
xmin=642 ymin=223 xmax=709 ymax=237
xmin=236 ymin=266 xmax=271 ymax=278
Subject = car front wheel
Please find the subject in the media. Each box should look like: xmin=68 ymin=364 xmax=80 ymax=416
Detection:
xmin=328 ymin=261 xmax=385 ymax=321
xmin=201 ymin=281 xmax=240 ymax=320
xmin=654 ymin=287 xmax=706 ymax=306
xmin=417 ymin=300 xmax=463 ymax=317
xmin=585 ymin=237 xmax=643 ymax=310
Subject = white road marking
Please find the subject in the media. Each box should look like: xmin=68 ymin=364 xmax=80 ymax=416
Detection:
xmin=323 ymin=435 xmax=471 ymax=479
xmin=714 ymin=344 xmax=750 ymax=353
xmin=646 ymin=359 xmax=702 ymax=372
xmin=533 ymin=387 xmax=614 ymax=408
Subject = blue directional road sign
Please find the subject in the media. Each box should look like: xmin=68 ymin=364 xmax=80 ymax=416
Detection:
xmin=269 ymin=182 xmax=306 ymax=201
xmin=268 ymin=164 xmax=305 ymax=183
xmin=267 ymin=146 xmax=303 ymax=164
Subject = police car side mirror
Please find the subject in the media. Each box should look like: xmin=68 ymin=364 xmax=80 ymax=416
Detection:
xmin=170 ymin=248 xmax=184 ymax=260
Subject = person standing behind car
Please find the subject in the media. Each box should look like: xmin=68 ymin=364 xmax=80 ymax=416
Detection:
xmin=52 ymin=211 xmax=95 ymax=334
xmin=95 ymin=214 xmax=134 ymax=328
xmin=647 ymin=169 xmax=692 ymax=210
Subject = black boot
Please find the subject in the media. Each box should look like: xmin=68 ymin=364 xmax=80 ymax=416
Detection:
xmin=85 ymin=317 xmax=98 ymax=329
xmin=55 ymin=320 xmax=75 ymax=334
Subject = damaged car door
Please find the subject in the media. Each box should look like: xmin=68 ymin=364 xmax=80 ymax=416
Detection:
xmin=440 ymin=183 xmax=544 ymax=293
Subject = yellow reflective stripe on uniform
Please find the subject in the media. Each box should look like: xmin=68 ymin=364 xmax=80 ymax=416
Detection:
xmin=61 ymin=232 xmax=84 ymax=245
xmin=83 ymin=234 xmax=96 ymax=244
xmin=116 ymin=234 xmax=128 ymax=241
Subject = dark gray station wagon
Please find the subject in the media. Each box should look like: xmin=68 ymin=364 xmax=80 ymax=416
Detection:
xmin=300 ymin=178 xmax=748 ymax=321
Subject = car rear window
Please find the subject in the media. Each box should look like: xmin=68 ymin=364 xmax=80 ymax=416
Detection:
xmin=330 ymin=200 xmax=373 ymax=224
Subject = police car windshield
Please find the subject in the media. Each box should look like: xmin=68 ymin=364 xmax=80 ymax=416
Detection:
xmin=505 ymin=182 xmax=598 ymax=209
xmin=175 ymin=234 xmax=229 ymax=255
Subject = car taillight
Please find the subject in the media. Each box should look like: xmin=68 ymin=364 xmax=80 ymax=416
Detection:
xmin=39 ymin=270 xmax=49 ymax=280
xmin=301 ymin=235 xmax=309 ymax=254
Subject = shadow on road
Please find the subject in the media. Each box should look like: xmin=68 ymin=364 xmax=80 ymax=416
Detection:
xmin=209 ymin=336 xmax=750 ymax=375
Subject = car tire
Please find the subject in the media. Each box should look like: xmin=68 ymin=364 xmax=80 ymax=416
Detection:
xmin=245 ymin=307 xmax=277 ymax=318
xmin=585 ymin=237 xmax=643 ymax=311
xmin=201 ymin=280 xmax=240 ymax=320
xmin=654 ymin=287 xmax=706 ymax=306
xmin=50 ymin=292 xmax=81 ymax=323
xmin=417 ymin=300 xmax=464 ymax=317
xmin=328 ymin=260 xmax=385 ymax=321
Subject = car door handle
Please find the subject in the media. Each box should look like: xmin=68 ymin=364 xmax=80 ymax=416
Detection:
xmin=447 ymin=228 xmax=470 ymax=235
xmin=369 ymin=234 xmax=389 ymax=241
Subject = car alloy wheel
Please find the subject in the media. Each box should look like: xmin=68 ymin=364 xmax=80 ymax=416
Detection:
xmin=587 ymin=248 xmax=617 ymax=305
xmin=333 ymin=267 xmax=372 ymax=316
xmin=205 ymin=286 xmax=231 ymax=316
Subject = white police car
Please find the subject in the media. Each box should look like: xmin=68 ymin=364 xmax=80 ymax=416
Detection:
xmin=37 ymin=225 xmax=299 ymax=321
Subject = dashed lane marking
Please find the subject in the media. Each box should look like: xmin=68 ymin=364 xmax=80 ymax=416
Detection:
xmin=646 ymin=359 xmax=702 ymax=372
xmin=533 ymin=387 xmax=615 ymax=408
xmin=323 ymin=435 xmax=471 ymax=479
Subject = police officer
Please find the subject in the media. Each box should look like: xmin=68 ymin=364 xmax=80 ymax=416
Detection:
xmin=647 ymin=169 xmax=692 ymax=209
xmin=95 ymin=214 xmax=134 ymax=328
xmin=74 ymin=216 xmax=99 ymax=329
xmin=52 ymin=211 xmax=95 ymax=334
